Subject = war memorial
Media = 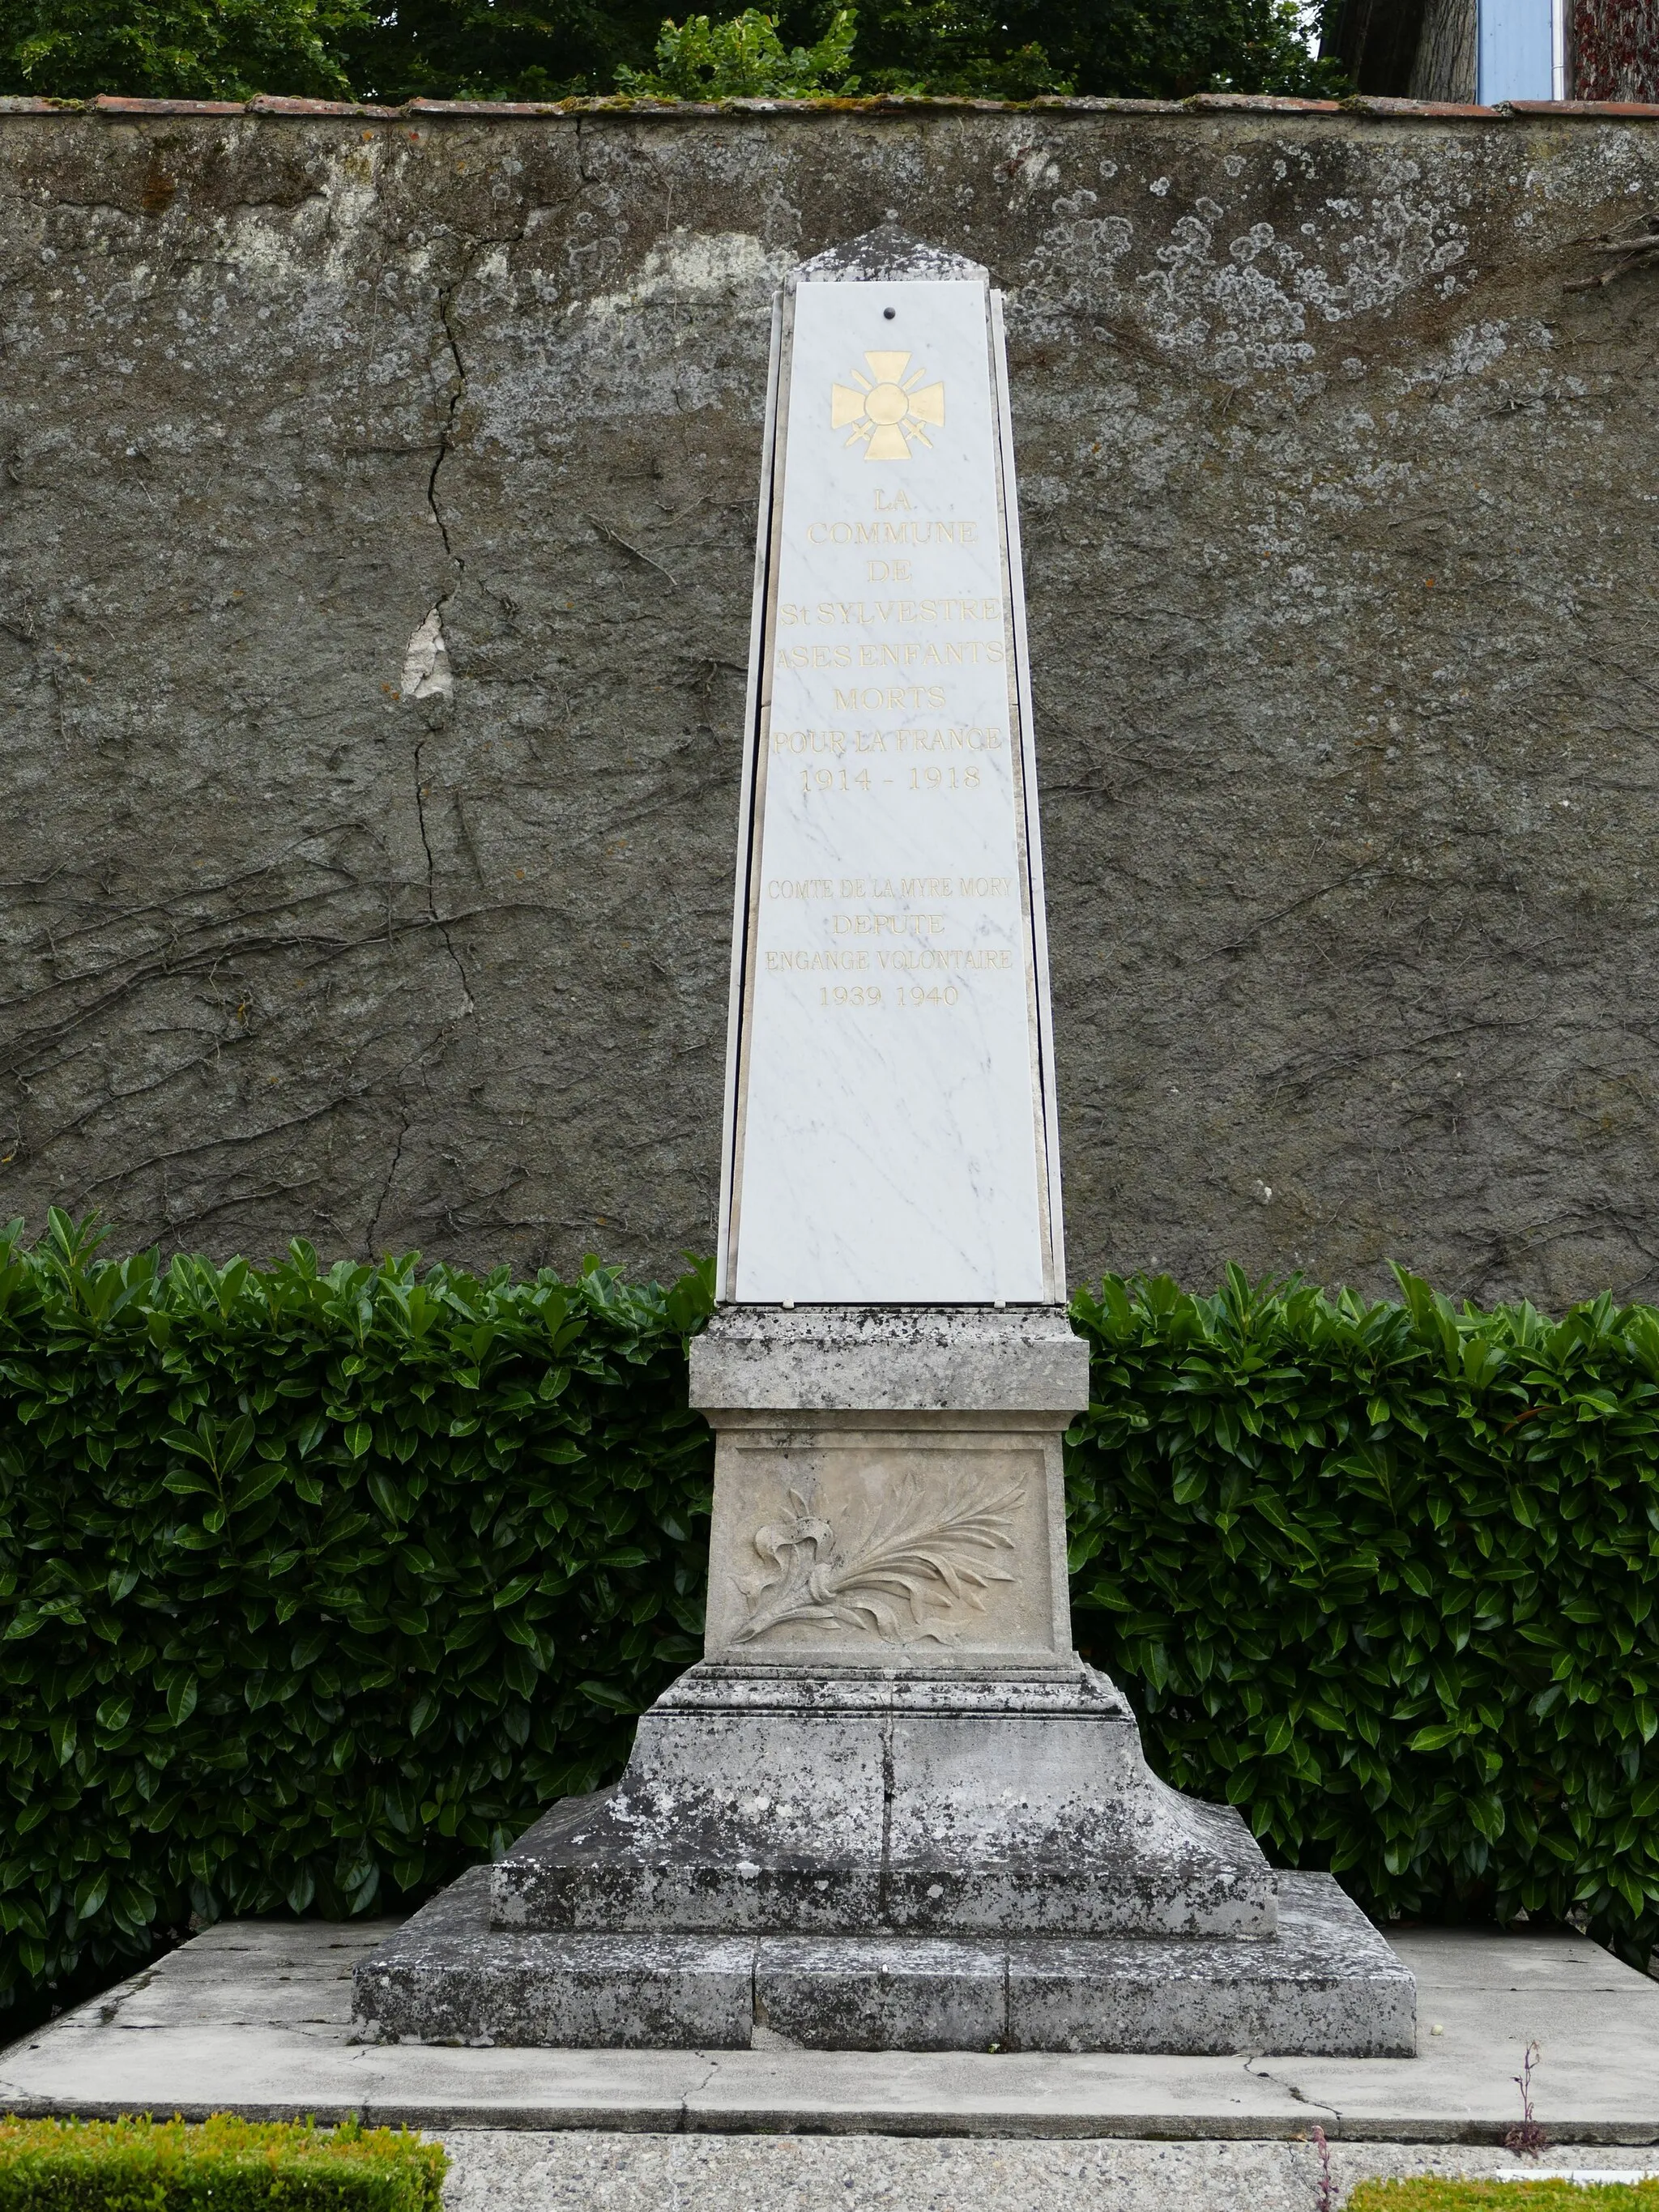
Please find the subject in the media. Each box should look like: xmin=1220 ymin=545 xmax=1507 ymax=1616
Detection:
xmin=344 ymin=228 xmax=1416 ymax=2058
xmin=5 ymin=82 xmax=1659 ymax=2212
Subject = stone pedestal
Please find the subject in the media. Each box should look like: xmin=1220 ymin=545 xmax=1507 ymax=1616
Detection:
xmin=352 ymin=1311 xmax=1416 ymax=2056
xmin=697 ymin=1306 xmax=1081 ymax=1668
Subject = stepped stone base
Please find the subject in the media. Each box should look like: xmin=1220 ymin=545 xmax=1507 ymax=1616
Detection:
xmin=486 ymin=1664 xmax=1276 ymax=1941
xmin=352 ymin=1665 xmax=1415 ymax=2057
xmin=352 ymin=1865 xmax=1414 ymax=2055
xmin=352 ymin=1311 xmax=1415 ymax=2059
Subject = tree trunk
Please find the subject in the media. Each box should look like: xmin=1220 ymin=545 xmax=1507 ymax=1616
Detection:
xmin=1327 ymin=0 xmax=1431 ymax=91
xmin=1409 ymin=0 xmax=1478 ymax=98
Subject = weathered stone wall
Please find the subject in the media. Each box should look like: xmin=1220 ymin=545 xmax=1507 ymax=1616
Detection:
xmin=4 ymin=95 xmax=1658 ymax=1306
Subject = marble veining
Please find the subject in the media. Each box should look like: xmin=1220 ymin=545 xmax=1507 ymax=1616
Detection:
xmin=728 ymin=274 xmax=1055 ymax=1304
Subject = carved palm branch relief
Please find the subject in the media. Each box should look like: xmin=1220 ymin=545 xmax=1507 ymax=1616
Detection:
xmin=733 ymin=1474 xmax=1023 ymax=1645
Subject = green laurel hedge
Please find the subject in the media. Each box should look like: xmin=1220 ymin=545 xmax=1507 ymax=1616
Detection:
xmin=0 ymin=1211 xmax=715 ymax=2022
xmin=4 ymin=1214 xmax=1659 ymax=2028
xmin=0 ymin=2116 xmax=446 ymax=2212
xmin=1067 ymin=1265 xmax=1659 ymax=1960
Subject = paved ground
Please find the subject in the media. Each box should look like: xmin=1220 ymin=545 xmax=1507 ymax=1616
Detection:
xmin=441 ymin=2135 xmax=1659 ymax=2212
xmin=3 ymin=1914 xmax=1659 ymax=2149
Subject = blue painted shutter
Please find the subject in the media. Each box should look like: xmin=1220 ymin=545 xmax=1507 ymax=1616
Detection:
xmin=1478 ymin=0 xmax=1555 ymax=100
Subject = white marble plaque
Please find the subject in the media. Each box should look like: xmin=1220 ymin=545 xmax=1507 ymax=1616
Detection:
xmin=719 ymin=250 xmax=1064 ymax=1306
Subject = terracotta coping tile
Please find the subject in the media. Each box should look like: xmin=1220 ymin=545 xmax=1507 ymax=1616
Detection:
xmin=93 ymin=94 xmax=246 ymax=114
xmin=6 ymin=89 xmax=1656 ymax=126
xmin=245 ymin=94 xmax=367 ymax=114
xmin=1506 ymin=97 xmax=1659 ymax=116
xmin=1187 ymin=92 xmax=1345 ymax=111
xmin=1346 ymin=94 xmax=1500 ymax=115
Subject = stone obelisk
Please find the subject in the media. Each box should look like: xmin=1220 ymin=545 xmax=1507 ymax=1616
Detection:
xmin=352 ymin=234 xmax=1415 ymax=2056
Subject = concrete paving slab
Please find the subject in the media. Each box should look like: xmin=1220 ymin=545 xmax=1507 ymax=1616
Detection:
xmin=1262 ymin=1929 xmax=1659 ymax=2140
xmin=3 ymin=1914 xmax=1657 ymax=2142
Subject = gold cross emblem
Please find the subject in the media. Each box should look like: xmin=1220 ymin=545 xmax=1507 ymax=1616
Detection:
xmin=830 ymin=351 xmax=946 ymax=460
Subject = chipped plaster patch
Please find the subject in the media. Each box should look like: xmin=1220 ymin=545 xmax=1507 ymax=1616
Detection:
xmin=402 ymin=608 xmax=452 ymax=701
xmin=581 ymin=229 xmax=795 ymax=322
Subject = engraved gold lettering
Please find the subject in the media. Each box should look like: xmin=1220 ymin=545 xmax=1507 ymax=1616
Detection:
xmin=765 ymin=948 xmax=870 ymax=970
xmin=805 ymin=518 xmax=982 ymax=548
xmin=800 ymin=765 xmax=872 ymax=795
xmin=813 ymin=599 xmax=1002 ymax=627
xmin=890 ymin=723 xmax=1004 ymax=752
xmin=817 ymin=984 xmax=884 ymax=1008
xmin=832 ymin=686 xmax=948 ymax=711
xmin=876 ymin=948 xmax=1014 ymax=971
xmin=845 ymin=641 xmax=1008 ymax=671
xmin=830 ymin=911 xmax=948 ymax=938
xmin=806 ymin=876 xmax=1016 ymax=899
xmin=769 ymin=727 xmax=847 ymax=757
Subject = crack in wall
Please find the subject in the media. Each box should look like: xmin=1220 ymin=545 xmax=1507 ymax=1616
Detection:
xmin=407 ymin=252 xmax=484 ymax=1025
xmin=574 ymin=118 xmax=600 ymax=190
xmin=368 ymin=1107 xmax=410 ymax=1253
xmin=428 ymin=271 xmax=469 ymax=574
xmin=412 ymin=735 xmax=476 ymax=1017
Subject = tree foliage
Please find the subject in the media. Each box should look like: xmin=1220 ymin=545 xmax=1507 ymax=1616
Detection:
xmin=836 ymin=0 xmax=1341 ymax=97
xmin=0 ymin=0 xmax=1344 ymax=105
xmin=330 ymin=0 xmax=663 ymax=103
xmin=0 ymin=0 xmax=365 ymax=100
xmin=616 ymin=6 xmax=858 ymax=96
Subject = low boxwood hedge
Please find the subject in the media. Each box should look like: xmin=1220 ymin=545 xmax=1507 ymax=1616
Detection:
xmin=1349 ymin=2185 xmax=1659 ymax=2211
xmin=0 ymin=2115 xmax=446 ymax=2212
xmin=3 ymin=1212 xmax=1659 ymax=2028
